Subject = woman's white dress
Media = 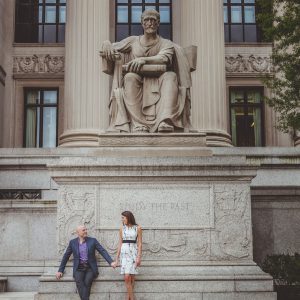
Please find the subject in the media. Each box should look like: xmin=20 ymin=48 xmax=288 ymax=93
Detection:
xmin=120 ymin=225 xmax=138 ymax=275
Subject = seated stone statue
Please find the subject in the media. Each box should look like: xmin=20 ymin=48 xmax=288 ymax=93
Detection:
xmin=101 ymin=9 xmax=196 ymax=133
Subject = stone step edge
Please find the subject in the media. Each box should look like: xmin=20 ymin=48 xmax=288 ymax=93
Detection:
xmin=39 ymin=274 xmax=273 ymax=282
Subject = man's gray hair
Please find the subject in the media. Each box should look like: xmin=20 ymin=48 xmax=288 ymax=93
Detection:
xmin=141 ymin=9 xmax=160 ymax=23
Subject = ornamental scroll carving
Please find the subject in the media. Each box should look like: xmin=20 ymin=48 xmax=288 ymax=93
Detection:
xmin=225 ymin=54 xmax=272 ymax=74
xmin=213 ymin=184 xmax=252 ymax=260
xmin=13 ymin=54 xmax=64 ymax=75
xmin=57 ymin=186 xmax=96 ymax=254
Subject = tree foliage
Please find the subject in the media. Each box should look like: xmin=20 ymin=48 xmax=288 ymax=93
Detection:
xmin=257 ymin=0 xmax=300 ymax=132
xmin=262 ymin=253 xmax=300 ymax=285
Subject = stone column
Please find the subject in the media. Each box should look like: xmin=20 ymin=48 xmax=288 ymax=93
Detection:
xmin=59 ymin=0 xmax=110 ymax=147
xmin=181 ymin=0 xmax=232 ymax=146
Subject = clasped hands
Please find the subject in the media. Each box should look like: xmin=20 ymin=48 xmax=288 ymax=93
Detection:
xmin=55 ymin=262 xmax=119 ymax=280
xmin=111 ymin=257 xmax=141 ymax=269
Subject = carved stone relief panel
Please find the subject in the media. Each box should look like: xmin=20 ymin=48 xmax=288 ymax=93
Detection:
xmin=211 ymin=183 xmax=252 ymax=260
xmin=225 ymin=54 xmax=272 ymax=74
xmin=57 ymin=185 xmax=97 ymax=254
xmin=97 ymin=229 xmax=211 ymax=261
xmin=13 ymin=54 xmax=64 ymax=76
xmin=56 ymin=182 xmax=253 ymax=261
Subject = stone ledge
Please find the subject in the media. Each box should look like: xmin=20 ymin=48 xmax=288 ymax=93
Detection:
xmin=0 ymin=199 xmax=56 ymax=211
xmin=59 ymin=132 xmax=207 ymax=147
xmin=35 ymin=292 xmax=277 ymax=300
xmin=0 ymin=292 xmax=36 ymax=299
xmin=98 ymin=133 xmax=208 ymax=148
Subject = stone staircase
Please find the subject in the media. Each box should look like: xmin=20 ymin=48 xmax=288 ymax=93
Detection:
xmin=0 ymin=293 xmax=36 ymax=300
xmin=35 ymin=264 xmax=277 ymax=300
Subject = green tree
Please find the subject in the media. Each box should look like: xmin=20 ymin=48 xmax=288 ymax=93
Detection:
xmin=257 ymin=0 xmax=300 ymax=133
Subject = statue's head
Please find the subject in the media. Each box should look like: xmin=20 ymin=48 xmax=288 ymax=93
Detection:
xmin=141 ymin=9 xmax=160 ymax=34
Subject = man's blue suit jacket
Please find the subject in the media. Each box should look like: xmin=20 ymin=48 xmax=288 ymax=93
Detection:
xmin=58 ymin=237 xmax=113 ymax=278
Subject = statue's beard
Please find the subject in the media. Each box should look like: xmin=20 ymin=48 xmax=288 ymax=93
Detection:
xmin=144 ymin=27 xmax=158 ymax=34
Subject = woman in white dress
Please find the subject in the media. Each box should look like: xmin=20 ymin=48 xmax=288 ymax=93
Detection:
xmin=114 ymin=211 xmax=142 ymax=300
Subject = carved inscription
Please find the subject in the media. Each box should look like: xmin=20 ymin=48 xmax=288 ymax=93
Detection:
xmin=96 ymin=184 xmax=214 ymax=230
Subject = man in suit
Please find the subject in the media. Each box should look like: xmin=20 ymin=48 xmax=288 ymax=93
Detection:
xmin=56 ymin=224 xmax=117 ymax=300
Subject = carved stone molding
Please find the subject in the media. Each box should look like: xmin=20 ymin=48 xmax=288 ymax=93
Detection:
xmin=225 ymin=54 xmax=272 ymax=75
xmin=13 ymin=54 xmax=64 ymax=78
xmin=98 ymin=229 xmax=211 ymax=261
xmin=0 ymin=189 xmax=41 ymax=199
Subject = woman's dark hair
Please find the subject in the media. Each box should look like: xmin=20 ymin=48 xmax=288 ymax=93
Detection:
xmin=121 ymin=211 xmax=137 ymax=226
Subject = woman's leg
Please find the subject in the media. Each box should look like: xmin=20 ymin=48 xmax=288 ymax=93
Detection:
xmin=131 ymin=275 xmax=135 ymax=290
xmin=124 ymin=274 xmax=134 ymax=300
xmin=131 ymin=275 xmax=136 ymax=300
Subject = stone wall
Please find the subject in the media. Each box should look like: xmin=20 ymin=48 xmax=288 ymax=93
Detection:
xmin=0 ymin=148 xmax=299 ymax=293
xmin=252 ymin=187 xmax=300 ymax=265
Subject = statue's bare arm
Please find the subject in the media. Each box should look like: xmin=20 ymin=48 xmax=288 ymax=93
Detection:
xmin=101 ymin=39 xmax=170 ymax=73
xmin=125 ymin=55 xmax=168 ymax=73
xmin=101 ymin=40 xmax=120 ymax=61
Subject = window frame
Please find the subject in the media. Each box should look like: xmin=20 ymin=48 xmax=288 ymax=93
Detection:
xmin=15 ymin=0 xmax=66 ymax=44
xmin=23 ymin=87 xmax=59 ymax=148
xmin=229 ymin=86 xmax=265 ymax=147
xmin=115 ymin=0 xmax=173 ymax=42
xmin=224 ymin=0 xmax=260 ymax=43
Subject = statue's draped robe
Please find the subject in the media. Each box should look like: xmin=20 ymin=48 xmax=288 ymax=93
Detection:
xmin=108 ymin=36 xmax=192 ymax=133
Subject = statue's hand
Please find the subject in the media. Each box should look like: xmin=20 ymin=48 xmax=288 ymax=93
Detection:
xmin=126 ymin=58 xmax=146 ymax=73
xmin=101 ymin=41 xmax=118 ymax=62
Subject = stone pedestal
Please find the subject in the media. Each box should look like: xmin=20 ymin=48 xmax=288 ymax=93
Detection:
xmin=35 ymin=151 xmax=276 ymax=299
xmin=60 ymin=132 xmax=206 ymax=148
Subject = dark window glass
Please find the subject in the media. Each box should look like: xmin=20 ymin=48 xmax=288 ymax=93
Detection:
xmin=15 ymin=0 xmax=66 ymax=43
xmin=224 ymin=0 xmax=260 ymax=43
xmin=115 ymin=0 xmax=172 ymax=41
xmin=230 ymin=87 xmax=264 ymax=147
xmin=24 ymin=88 xmax=58 ymax=148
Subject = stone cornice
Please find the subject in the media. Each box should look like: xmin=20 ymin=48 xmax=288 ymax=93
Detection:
xmin=13 ymin=54 xmax=64 ymax=78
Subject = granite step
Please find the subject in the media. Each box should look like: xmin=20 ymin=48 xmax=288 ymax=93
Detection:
xmin=0 ymin=292 xmax=36 ymax=300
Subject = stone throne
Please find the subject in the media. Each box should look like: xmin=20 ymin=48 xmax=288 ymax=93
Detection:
xmin=97 ymin=44 xmax=207 ymax=147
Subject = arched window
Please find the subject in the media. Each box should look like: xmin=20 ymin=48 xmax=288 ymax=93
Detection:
xmin=115 ymin=0 xmax=172 ymax=42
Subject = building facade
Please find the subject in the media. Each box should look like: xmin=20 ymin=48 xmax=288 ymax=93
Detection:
xmin=0 ymin=0 xmax=299 ymax=298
